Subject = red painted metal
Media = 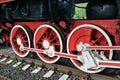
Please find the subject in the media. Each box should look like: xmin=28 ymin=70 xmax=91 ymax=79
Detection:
xmin=14 ymin=19 xmax=119 ymax=46
xmin=1 ymin=33 xmax=10 ymax=43
xmin=10 ymin=25 xmax=31 ymax=57
xmin=55 ymin=53 xmax=78 ymax=59
xmin=70 ymin=20 xmax=119 ymax=46
xmin=11 ymin=27 xmax=29 ymax=55
xmin=87 ymin=46 xmax=120 ymax=50
xmin=14 ymin=21 xmax=50 ymax=32
xmin=99 ymin=61 xmax=120 ymax=68
xmin=0 ymin=0 xmax=14 ymax=4
xmin=24 ymin=47 xmax=78 ymax=59
xmin=24 ymin=47 xmax=120 ymax=68
xmin=0 ymin=0 xmax=119 ymax=72
xmin=24 ymin=47 xmax=43 ymax=53
xmin=7 ymin=19 xmax=120 ymax=70
xmin=33 ymin=24 xmax=62 ymax=63
xmin=67 ymin=23 xmax=113 ymax=70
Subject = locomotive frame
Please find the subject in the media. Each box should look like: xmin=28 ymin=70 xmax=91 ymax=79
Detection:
xmin=0 ymin=0 xmax=120 ymax=74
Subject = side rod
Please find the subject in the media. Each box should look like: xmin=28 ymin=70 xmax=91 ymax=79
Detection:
xmin=87 ymin=46 xmax=120 ymax=50
xmin=22 ymin=47 xmax=120 ymax=68
xmin=24 ymin=47 xmax=78 ymax=59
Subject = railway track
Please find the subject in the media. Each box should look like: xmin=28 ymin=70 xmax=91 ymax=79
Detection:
xmin=0 ymin=47 xmax=119 ymax=80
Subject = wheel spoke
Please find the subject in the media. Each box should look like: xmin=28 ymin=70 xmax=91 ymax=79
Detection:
xmin=15 ymin=33 xmax=19 ymax=37
xmin=10 ymin=25 xmax=31 ymax=57
xmin=22 ymin=35 xmax=27 ymax=39
xmin=53 ymin=44 xmax=60 ymax=46
xmin=14 ymin=35 xmax=18 ymax=39
xmin=34 ymin=24 xmax=63 ymax=63
xmin=22 ymin=40 xmax=28 ymax=43
xmin=89 ymin=29 xmax=97 ymax=42
xmin=37 ymin=42 xmax=42 ymax=45
xmin=50 ymin=35 xmax=58 ymax=42
xmin=67 ymin=24 xmax=113 ymax=73
xmin=21 ymin=29 xmax=25 ymax=35
xmin=18 ymin=29 xmax=22 ymax=35
xmin=93 ymin=35 xmax=104 ymax=44
xmin=13 ymin=39 xmax=17 ymax=42
xmin=48 ymin=30 xmax=54 ymax=39
xmin=52 ymin=43 xmax=60 ymax=46
xmin=23 ymin=43 xmax=28 ymax=47
xmin=45 ymin=30 xmax=49 ymax=38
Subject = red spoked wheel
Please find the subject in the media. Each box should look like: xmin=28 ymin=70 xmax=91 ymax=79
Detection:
xmin=67 ymin=24 xmax=113 ymax=73
xmin=10 ymin=25 xmax=32 ymax=57
xmin=34 ymin=24 xmax=64 ymax=63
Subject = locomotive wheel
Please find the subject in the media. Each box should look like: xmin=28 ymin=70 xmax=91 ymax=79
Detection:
xmin=34 ymin=24 xmax=64 ymax=63
xmin=10 ymin=25 xmax=32 ymax=57
xmin=67 ymin=24 xmax=113 ymax=73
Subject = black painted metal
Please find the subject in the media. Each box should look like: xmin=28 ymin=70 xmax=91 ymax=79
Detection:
xmin=86 ymin=0 xmax=118 ymax=19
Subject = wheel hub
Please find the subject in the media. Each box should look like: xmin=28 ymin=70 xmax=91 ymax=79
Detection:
xmin=43 ymin=40 xmax=50 ymax=49
xmin=17 ymin=38 xmax=22 ymax=45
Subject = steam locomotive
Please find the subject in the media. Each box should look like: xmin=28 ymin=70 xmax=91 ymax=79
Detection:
xmin=0 ymin=0 xmax=120 ymax=74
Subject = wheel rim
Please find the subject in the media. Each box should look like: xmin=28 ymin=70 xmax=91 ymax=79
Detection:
xmin=34 ymin=24 xmax=63 ymax=63
xmin=67 ymin=24 xmax=113 ymax=73
xmin=10 ymin=25 xmax=31 ymax=57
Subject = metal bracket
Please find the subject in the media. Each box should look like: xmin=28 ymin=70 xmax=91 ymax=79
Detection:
xmin=43 ymin=46 xmax=55 ymax=58
xmin=80 ymin=51 xmax=98 ymax=70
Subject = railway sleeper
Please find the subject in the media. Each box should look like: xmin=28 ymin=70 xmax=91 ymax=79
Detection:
xmin=0 ymin=53 xmax=119 ymax=80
